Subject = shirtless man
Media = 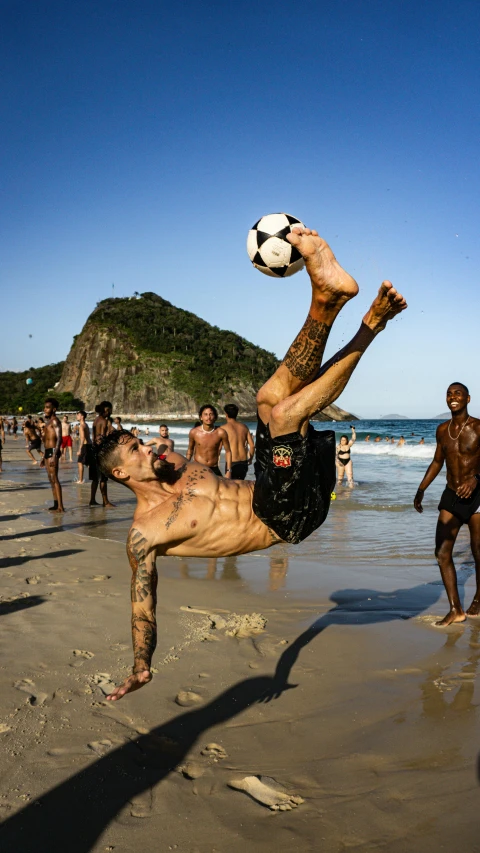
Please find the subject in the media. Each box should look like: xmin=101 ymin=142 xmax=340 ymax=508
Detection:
xmin=0 ymin=415 xmax=4 ymax=472
xmin=61 ymin=416 xmax=73 ymax=462
xmin=95 ymin=226 xmax=407 ymax=701
xmin=222 ymin=404 xmax=255 ymax=480
xmin=146 ymin=424 xmax=175 ymax=457
xmin=40 ymin=398 xmax=65 ymax=512
xmin=90 ymin=401 xmax=115 ymax=507
xmin=186 ymin=406 xmax=232 ymax=478
xmin=76 ymin=410 xmax=92 ymax=484
xmin=23 ymin=417 xmax=43 ymax=464
xmin=414 ymin=383 xmax=480 ymax=626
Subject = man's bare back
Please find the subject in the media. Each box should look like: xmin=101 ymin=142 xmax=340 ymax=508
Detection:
xmin=222 ymin=405 xmax=255 ymax=479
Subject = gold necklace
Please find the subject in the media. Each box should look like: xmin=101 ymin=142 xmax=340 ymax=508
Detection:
xmin=447 ymin=415 xmax=470 ymax=441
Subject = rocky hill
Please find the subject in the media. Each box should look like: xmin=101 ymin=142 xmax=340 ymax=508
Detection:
xmin=53 ymin=292 xmax=356 ymax=420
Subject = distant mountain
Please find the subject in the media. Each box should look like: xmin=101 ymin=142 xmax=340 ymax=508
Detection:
xmin=380 ymin=414 xmax=409 ymax=420
xmin=434 ymin=412 xmax=450 ymax=420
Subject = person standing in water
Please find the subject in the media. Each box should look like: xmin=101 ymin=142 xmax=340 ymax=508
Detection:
xmin=186 ymin=405 xmax=232 ymax=477
xmin=76 ymin=410 xmax=92 ymax=484
xmin=414 ymin=382 xmax=480 ymax=626
xmin=223 ymin=403 xmax=255 ymax=480
xmin=336 ymin=426 xmax=356 ymax=486
xmin=40 ymin=398 xmax=65 ymax=512
xmin=90 ymin=401 xmax=116 ymax=507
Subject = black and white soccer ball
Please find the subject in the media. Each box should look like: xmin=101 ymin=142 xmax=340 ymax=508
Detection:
xmin=247 ymin=212 xmax=305 ymax=278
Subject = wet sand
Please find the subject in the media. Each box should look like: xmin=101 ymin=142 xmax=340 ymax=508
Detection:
xmin=1 ymin=442 xmax=480 ymax=852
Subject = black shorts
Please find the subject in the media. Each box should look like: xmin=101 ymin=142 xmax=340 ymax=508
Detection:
xmin=438 ymin=485 xmax=480 ymax=524
xmin=230 ymin=461 xmax=249 ymax=480
xmin=78 ymin=444 xmax=94 ymax=465
xmin=252 ymin=415 xmax=335 ymax=544
xmin=208 ymin=465 xmax=222 ymax=477
xmin=28 ymin=438 xmax=42 ymax=452
xmin=89 ymin=457 xmax=108 ymax=484
xmin=44 ymin=448 xmax=57 ymax=460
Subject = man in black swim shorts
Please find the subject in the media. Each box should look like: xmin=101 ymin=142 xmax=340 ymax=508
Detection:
xmin=186 ymin=405 xmax=233 ymax=478
xmin=414 ymin=383 xmax=480 ymax=626
xmin=95 ymin=226 xmax=407 ymax=702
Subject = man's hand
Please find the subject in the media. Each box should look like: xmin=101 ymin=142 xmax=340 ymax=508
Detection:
xmin=106 ymin=669 xmax=152 ymax=702
xmin=414 ymin=489 xmax=424 ymax=513
xmin=456 ymin=476 xmax=478 ymax=499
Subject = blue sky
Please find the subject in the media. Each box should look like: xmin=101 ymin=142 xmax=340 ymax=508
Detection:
xmin=1 ymin=0 xmax=479 ymax=417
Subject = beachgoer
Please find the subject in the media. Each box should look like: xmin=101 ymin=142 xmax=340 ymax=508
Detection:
xmin=390 ymin=437 xmax=395 ymax=444
xmin=397 ymin=436 xmax=405 ymax=447
xmin=12 ymin=417 xmax=18 ymax=439
xmin=418 ymin=437 xmax=425 ymax=445
xmin=336 ymin=426 xmax=356 ymax=486
xmin=23 ymin=417 xmax=43 ymax=464
xmin=113 ymin=417 xmax=123 ymax=430
xmin=222 ymin=403 xmax=255 ymax=479
xmin=365 ymin=434 xmax=370 ymax=441
xmin=414 ymin=382 xmax=480 ymax=626
xmin=0 ymin=415 xmax=4 ymax=472
xmin=146 ymin=424 xmax=175 ymax=457
xmin=61 ymin=416 xmax=73 ymax=462
xmin=90 ymin=401 xmax=115 ymax=507
xmin=186 ymin=405 xmax=232 ymax=477
xmin=384 ymin=435 xmax=390 ymax=442
xmin=40 ymin=398 xmax=65 ymax=512
xmin=95 ymin=225 xmax=407 ymax=701
xmin=374 ymin=436 xmax=381 ymax=442
xmin=76 ymin=410 xmax=92 ymax=484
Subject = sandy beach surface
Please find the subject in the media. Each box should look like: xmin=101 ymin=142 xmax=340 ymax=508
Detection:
xmin=1 ymin=439 xmax=479 ymax=852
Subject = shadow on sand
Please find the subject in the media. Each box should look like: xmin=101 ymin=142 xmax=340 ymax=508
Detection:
xmin=0 ymin=595 xmax=46 ymax=618
xmin=0 ymin=572 xmax=472 ymax=853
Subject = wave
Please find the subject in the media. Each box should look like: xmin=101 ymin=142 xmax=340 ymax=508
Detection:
xmin=352 ymin=443 xmax=434 ymax=459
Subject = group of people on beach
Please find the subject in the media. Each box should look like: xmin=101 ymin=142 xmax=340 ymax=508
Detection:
xmin=2 ymin=226 xmax=479 ymax=701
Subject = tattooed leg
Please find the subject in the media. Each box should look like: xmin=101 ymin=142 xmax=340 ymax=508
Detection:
xmin=269 ymin=282 xmax=407 ymax=438
xmin=257 ymin=228 xmax=358 ymax=425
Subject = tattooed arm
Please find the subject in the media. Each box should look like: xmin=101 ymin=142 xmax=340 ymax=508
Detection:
xmin=107 ymin=526 xmax=158 ymax=701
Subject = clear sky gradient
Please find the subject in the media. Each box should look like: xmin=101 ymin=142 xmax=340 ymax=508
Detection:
xmin=1 ymin=0 xmax=479 ymax=417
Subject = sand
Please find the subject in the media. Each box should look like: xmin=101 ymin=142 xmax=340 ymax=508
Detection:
xmin=1 ymin=442 xmax=480 ymax=852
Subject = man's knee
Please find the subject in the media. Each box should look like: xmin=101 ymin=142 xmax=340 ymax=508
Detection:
xmin=269 ymin=399 xmax=300 ymax=433
xmin=435 ymin=543 xmax=452 ymax=565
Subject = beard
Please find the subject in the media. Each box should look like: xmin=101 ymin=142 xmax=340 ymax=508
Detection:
xmin=151 ymin=455 xmax=181 ymax=485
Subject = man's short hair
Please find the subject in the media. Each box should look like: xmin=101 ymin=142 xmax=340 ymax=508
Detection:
xmin=95 ymin=404 xmax=102 ymax=414
xmin=224 ymin=404 xmax=239 ymax=419
xmin=77 ymin=410 xmax=87 ymax=418
xmin=198 ymin=404 xmax=218 ymax=420
xmin=449 ymin=382 xmax=469 ymax=395
xmin=100 ymin=400 xmax=113 ymax=410
xmin=160 ymin=423 xmax=168 ymax=429
xmin=45 ymin=397 xmax=59 ymax=409
xmin=96 ymin=430 xmax=133 ymax=481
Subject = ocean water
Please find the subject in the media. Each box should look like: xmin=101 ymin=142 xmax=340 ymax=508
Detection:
xmin=4 ymin=419 xmax=475 ymax=602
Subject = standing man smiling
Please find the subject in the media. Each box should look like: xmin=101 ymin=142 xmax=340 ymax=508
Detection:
xmin=186 ymin=405 xmax=232 ymax=478
xmin=414 ymin=383 xmax=480 ymax=626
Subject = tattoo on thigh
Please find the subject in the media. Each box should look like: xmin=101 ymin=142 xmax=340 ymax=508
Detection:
xmin=283 ymin=315 xmax=331 ymax=381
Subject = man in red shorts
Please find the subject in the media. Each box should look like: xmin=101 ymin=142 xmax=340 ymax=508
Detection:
xmin=61 ymin=416 xmax=73 ymax=462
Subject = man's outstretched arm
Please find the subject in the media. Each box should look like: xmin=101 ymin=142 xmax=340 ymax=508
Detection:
xmin=414 ymin=429 xmax=445 ymax=513
xmin=107 ymin=527 xmax=158 ymax=701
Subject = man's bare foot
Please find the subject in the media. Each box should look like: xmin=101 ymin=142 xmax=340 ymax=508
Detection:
xmin=89 ymin=500 xmax=100 ymax=506
xmin=435 ymin=608 xmax=466 ymax=627
xmin=287 ymin=227 xmax=359 ymax=307
xmin=363 ymin=281 xmax=407 ymax=334
xmin=103 ymin=501 xmax=116 ymax=508
xmin=466 ymin=597 xmax=480 ymax=617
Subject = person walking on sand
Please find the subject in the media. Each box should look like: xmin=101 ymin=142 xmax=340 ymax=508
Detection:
xmin=40 ymin=398 xmax=65 ymax=512
xmin=0 ymin=415 xmax=4 ymax=472
xmin=76 ymin=410 xmax=92 ymax=484
xmin=90 ymin=401 xmax=116 ymax=507
xmin=186 ymin=406 xmax=233 ymax=477
xmin=336 ymin=426 xmax=356 ymax=486
xmin=223 ymin=403 xmax=255 ymax=480
xmin=61 ymin=416 xmax=73 ymax=462
xmin=94 ymin=224 xmax=407 ymax=701
xmin=414 ymin=383 xmax=480 ymax=627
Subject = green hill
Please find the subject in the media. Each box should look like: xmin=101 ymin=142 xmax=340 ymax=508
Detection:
xmin=0 ymin=363 xmax=83 ymax=415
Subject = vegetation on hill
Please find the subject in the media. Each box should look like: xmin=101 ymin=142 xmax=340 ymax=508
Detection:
xmin=88 ymin=292 xmax=280 ymax=402
xmin=0 ymin=362 xmax=83 ymax=414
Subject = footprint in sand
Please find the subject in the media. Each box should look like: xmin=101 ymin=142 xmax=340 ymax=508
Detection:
xmin=70 ymin=650 xmax=95 ymax=668
xmin=91 ymin=575 xmax=112 ymax=582
xmin=88 ymin=739 xmax=117 ymax=756
xmin=228 ymin=776 xmax=304 ymax=811
xmin=201 ymin=743 xmax=228 ymax=760
xmin=91 ymin=673 xmax=116 ymax=695
xmin=175 ymin=691 xmax=203 ymax=707
xmin=14 ymin=679 xmax=49 ymax=707
xmin=109 ymin=643 xmax=129 ymax=651
xmin=25 ymin=576 xmax=41 ymax=585
xmin=182 ymin=761 xmax=205 ymax=780
xmin=128 ymin=789 xmax=153 ymax=818
xmin=0 ymin=723 xmax=12 ymax=734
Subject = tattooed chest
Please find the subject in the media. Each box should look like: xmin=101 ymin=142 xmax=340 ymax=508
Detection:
xmin=164 ymin=471 xmax=205 ymax=530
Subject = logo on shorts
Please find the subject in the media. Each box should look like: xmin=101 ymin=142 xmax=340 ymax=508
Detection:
xmin=272 ymin=445 xmax=292 ymax=468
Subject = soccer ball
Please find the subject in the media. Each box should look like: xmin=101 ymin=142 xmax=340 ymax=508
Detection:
xmin=247 ymin=212 xmax=305 ymax=278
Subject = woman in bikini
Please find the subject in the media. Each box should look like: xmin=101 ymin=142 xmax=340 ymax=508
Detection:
xmin=336 ymin=425 xmax=356 ymax=486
